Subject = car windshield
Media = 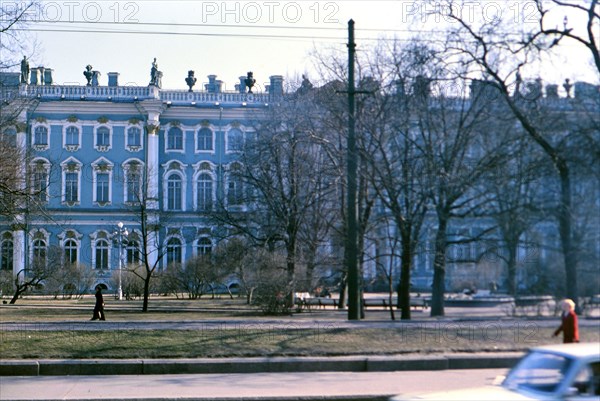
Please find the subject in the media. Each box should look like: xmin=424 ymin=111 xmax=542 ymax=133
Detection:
xmin=503 ymin=351 xmax=573 ymax=394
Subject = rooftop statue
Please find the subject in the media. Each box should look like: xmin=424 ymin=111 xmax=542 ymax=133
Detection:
xmin=185 ymin=70 xmax=197 ymax=92
xmin=245 ymin=71 xmax=256 ymax=94
xmin=150 ymin=58 xmax=158 ymax=86
xmin=20 ymin=56 xmax=30 ymax=84
xmin=84 ymin=65 xmax=93 ymax=86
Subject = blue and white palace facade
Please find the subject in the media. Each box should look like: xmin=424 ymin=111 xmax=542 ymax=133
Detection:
xmin=0 ymin=66 xmax=284 ymax=291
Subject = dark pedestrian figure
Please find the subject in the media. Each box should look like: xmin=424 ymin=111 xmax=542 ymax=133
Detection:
xmin=554 ymin=298 xmax=579 ymax=343
xmin=91 ymin=286 xmax=106 ymax=321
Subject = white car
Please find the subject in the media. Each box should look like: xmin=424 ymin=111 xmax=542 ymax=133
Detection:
xmin=390 ymin=343 xmax=600 ymax=400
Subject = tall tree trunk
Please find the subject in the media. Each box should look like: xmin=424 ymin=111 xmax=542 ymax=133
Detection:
xmin=558 ymin=169 xmax=578 ymax=307
xmin=507 ymin=243 xmax=518 ymax=296
xmin=430 ymin=216 xmax=448 ymax=317
xmin=338 ymin=273 xmax=347 ymax=309
xmin=142 ymin=273 xmax=150 ymax=312
xmin=388 ymin=274 xmax=396 ymax=321
xmin=399 ymin=235 xmax=412 ymax=320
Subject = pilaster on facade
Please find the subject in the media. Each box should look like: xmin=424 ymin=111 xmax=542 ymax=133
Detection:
xmin=11 ymin=219 xmax=26 ymax=281
xmin=142 ymin=100 xmax=164 ymax=213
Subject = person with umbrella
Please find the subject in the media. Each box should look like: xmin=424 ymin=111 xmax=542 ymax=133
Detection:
xmin=91 ymin=284 xmax=107 ymax=321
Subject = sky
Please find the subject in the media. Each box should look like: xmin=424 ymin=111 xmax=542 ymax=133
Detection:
xmin=11 ymin=0 xmax=600 ymax=91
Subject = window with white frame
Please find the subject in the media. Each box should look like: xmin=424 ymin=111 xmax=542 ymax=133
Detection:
xmin=126 ymin=239 xmax=140 ymax=265
xmin=167 ymin=127 xmax=183 ymax=151
xmin=95 ymin=239 xmax=109 ymax=269
xmin=197 ymin=127 xmax=213 ymax=151
xmin=61 ymin=158 xmax=82 ymax=205
xmin=65 ymin=173 xmax=78 ymax=202
xmin=95 ymin=126 xmax=111 ymax=151
xmin=58 ymin=230 xmax=81 ymax=265
xmin=31 ymin=159 xmax=50 ymax=203
xmin=197 ymin=173 xmax=213 ymax=211
xmin=90 ymin=232 xmax=111 ymax=270
xmin=64 ymin=239 xmax=78 ymax=264
xmin=167 ymin=173 xmax=182 ymax=210
xmin=227 ymin=163 xmax=244 ymax=206
xmin=0 ymin=235 xmax=13 ymax=271
xmin=33 ymin=126 xmax=49 ymax=148
xmin=197 ymin=237 xmax=212 ymax=255
xmin=126 ymin=126 xmax=142 ymax=151
xmin=65 ymin=126 xmax=80 ymax=150
xmin=166 ymin=237 xmax=182 ymax=267
xmin=124 ymin=160 xmax=143 ymax=203
xmin=32 ymin=238 xmax=47 ymax=268
xmin=92 ymin=158 xmax=113 ymax=205
xmin=96 ymin=173 xmax=109 ymax=203
xmin=226 ymin=128 xmax=243 ymax=152
xmin=162 ymin=161 xmax=188 ymax=211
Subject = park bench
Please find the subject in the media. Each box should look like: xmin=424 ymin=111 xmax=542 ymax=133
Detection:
xmin=295 ymin=295 xmax=338 ymax=311
xmin=362 ymin=297 xmax=429 ymax=311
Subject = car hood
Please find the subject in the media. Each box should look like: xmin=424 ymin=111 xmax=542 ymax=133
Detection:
xmin=390 ymin=385 xmax=543 ymax=401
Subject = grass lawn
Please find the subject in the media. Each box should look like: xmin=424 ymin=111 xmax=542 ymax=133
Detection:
xmin=1 ymin=296 xmax=599 ymax=359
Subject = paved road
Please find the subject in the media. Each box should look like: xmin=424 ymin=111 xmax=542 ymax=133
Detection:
xmin=0 ymin=368 xmax=507 ymax=401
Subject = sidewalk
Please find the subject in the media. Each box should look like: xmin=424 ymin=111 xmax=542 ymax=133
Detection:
xmin=0 ymin=368 xmax=507 ymax=401
xmin=1 ymin=352 xmax=522 ymax=376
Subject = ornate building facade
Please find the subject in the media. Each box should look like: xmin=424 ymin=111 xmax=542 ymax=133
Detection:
xmin=0 ymin=64 xmax=283 ymax=292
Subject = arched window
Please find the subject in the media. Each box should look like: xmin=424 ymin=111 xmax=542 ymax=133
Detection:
xmin=227 ymin=128 xmax=243 ymax=152
xmin=167 ymin=127 xmax=183 ymax=150
xmin=166 ymin=238 xmax=182 ymax=267
xmin=127 ymin=127 xmax=142 ymax=147
xmin=197 ymin=128 xmax=213 ymax=151
xmin=197 ymin=237 xmax=212 ymax=255
xmin=66 ymin=126 xmax=79 ymax=146
xmin=167 ymin=173 xmax=182 ymax=210
xmin=34 ymin=126 xmax=48 ymax=146
xmin=64 ymin=239 xmax=78 ymax=264
xmin=126 ymin=240 xmax=140 ymax=264
xmin=0 ymin=239 xmax=13 ymax=270
xmin=96 ymin=126 xmax=110 ymax=147
xmin=197 ymin=173 xmax=213 ymax=211
xmin=95 ymin=239 xmax=109 ymax=270
xmin=32 ymin=239 xmax=47 ymax=268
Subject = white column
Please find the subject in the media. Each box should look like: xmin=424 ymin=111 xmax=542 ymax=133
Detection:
xmin=12 ymin=228 xmax=25 ymax=282
xmin=142 ymin=101 xmax=164 ymax=269
xmin=13 ymin=121 xmax=28 ymax=282
xmin=146 ymin=123 xmax=160 ymax=210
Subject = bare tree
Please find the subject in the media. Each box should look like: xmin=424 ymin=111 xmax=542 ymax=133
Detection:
xmin=417 ymin=77 xmax=509 ymax=316
xmin=429 ymin=0 xmax=599 ymax=307
xmin=212 ymin=88 xmax=339 ymax=306
xmin=9 ymin=244 xmax=62 ymax=304
xmin=356 ymin=42 xmax=435 ymax=320
xmin=482 ymin=131 xmax=548 ymax=296
xmin=0 ymin=1 xmax=39 ymax=71
xmin=121 ymin=162 xmax=174 ymax=312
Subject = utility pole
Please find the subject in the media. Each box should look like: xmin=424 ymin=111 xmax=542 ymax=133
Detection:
xmin=345 ymin=19 xmax=360 ymax=320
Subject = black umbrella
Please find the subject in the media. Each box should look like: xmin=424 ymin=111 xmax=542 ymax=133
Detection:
xmin=96 ymin=283 xmax=108 ymax=290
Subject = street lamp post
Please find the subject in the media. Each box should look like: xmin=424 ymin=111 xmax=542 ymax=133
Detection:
xmin=116 ymin=222 xmax=128 ymax=301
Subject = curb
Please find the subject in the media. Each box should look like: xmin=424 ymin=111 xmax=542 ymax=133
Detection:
xmin=1 ymin=353 xmax=522 ymax=376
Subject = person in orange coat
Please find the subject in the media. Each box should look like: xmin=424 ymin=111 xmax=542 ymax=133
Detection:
xmin=553 ymin=298 xmax=579 ymax=343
